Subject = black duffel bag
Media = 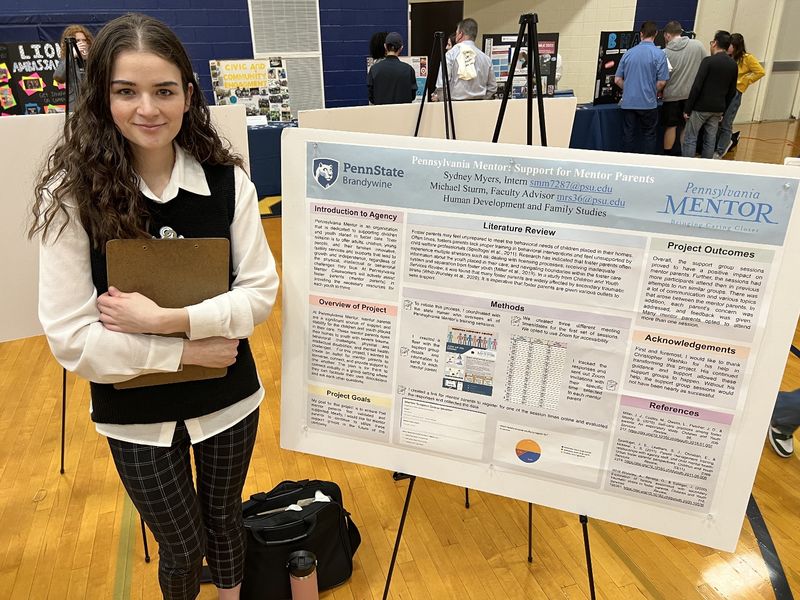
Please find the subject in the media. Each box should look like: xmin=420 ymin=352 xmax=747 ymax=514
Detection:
xmin=240 ymin=479 xmax=361 ymax=600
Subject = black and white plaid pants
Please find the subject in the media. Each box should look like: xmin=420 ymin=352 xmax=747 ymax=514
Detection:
xmin=107 ymin=408 xmax=259 ymax=600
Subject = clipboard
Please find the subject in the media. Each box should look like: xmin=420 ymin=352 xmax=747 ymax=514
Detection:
xmin=106 ymin=238 xmax=230 ymax=389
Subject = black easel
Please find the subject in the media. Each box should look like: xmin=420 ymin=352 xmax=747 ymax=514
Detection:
xmin=386 ymin=15 xmax=596 ymax=598
xmin=59 ymin=36 xmax=84 ymax=473
xmin=490 ymin=14 xmax=549 ymax=570
xmin=383 ymin=477 xmax=536 ymax=600
xmin=57 ymin=368 xmax=151 ymax=562
xmin=489 ymin=13 xmax=597 ymax=596
xmin=382 ymin=472 xmax=416 ymax=600
xmin=58 ymin=35 xmax=83 ymax=473
xmin=414 ymin=31 xmax=456 ymax=140
xmin=492 ymin=13 xmax=547 ymax=146
xmin=63 ymin=36 xmax=85 ymax=115
xmin=580 ymin=515 xmax=596 ymax=599
xmin=528 ymin=502 xmax=534 ymax=562
xmin=60 ymin=368 xmax=66 ymax=474
xmin=465 ymin=487 xmax=533 ymax=562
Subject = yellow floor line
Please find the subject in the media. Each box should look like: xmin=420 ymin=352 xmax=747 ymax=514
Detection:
xmin=113 ymin=494 xmax=137 ymax=600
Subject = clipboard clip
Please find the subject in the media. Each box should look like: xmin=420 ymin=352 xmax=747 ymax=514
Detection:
xmin=157 ymin=226 xmax=184 ymax=240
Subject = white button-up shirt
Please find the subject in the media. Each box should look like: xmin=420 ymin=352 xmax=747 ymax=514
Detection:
xmin=38 ymin=146 xmax=279 ymax=446
xmin=436 ymin=40 xmax=497 ymax=100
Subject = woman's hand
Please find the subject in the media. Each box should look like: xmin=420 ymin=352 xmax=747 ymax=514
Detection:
xmin=97 ymin=287 xmax=187 ymax=334
xmin=181 ymin=337 xmax=239 ymax=368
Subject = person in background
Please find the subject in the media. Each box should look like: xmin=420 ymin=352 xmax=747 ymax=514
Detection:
xmin=682 ymin=30 xmax=738 ymax=159
xmin=715 ymin=33 xmax=765 ymax=157
xmin=661 ymin=21 xmax=707 ymax=154
xmin=369 ymin=31 xmax=388 ymax=61
xmin=434 ymin=18 xmax=496 ymax=101
xmin=769 ymin=389 xmax=799 ymax=457
xmin=445 ymin=32 xmax=457 ymax=52
xmin=614 ymin=20 xmax=669 ymax=154
xmin=367 ymin=31 xmax=417 ymax=105
xmin=32 ymin=14 xmax=279 ymax=599
xmin=53 ymin=24 xmax=94 ymax=110
xmin=555 ymin=53 xmax=563 ymax=88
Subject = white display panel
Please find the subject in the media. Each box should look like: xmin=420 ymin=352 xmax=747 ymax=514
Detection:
xmin=281 ymin=127 xmax=800 ymax=551
xmin=298 ymin=96 xmax=578 ymax=148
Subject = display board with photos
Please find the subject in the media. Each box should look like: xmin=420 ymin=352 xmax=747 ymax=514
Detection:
xmin=593 ymin=31 xmax=666 ymax=105
xmin=0 ymin=42 xmax=66 ymax=116
xmin=366 ymin=56 xmax=428 ymax=103
xmin=483 ymin=33 xmax=559 ymax=99
xmin=210 ymin=58 xmax=292 ymax=125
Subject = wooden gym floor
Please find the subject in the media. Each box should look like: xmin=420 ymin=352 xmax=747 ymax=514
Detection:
xmin=0 ymin=120 xmax=798 ymax=599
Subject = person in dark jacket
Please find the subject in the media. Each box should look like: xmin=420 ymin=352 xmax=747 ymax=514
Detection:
xmin=681 ymin=30 xmax=738 ymax=159
xmin=367 ymin=31 xmax=417 ymax=105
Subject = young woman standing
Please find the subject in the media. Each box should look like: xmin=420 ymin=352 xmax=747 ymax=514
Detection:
xmin=715 ymin=33 xmax=765 ymax=157
xmin=31 ymin=14 xmax=278 ymax=600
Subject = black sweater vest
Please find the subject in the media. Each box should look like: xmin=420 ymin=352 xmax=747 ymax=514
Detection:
xmin=88 ymin=164 xmax=260 ymax=425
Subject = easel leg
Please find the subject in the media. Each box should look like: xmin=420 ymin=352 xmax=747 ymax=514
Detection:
xmin=60 ymin=367 xmax=66 ymax=474
xmin=383 ymin=473 xmax=417 ymax=600
xmin=528 ymin=502 xmax=533 ymax=562
xmin=580 ymin=515 xmax=597 ymax=600
xmin=413 ymin=31 xmax=455 ymax=140
xmin=140 ymin=515 xmax=151 ymax=563
xmin=491 ymin=12 xmax=548 ymax=148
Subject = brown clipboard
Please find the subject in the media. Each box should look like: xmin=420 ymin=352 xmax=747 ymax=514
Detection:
xmin=106 ymin=238 xmax=230 ymax=389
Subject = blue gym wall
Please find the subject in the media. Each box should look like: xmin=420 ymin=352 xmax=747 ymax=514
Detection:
xmin=2 ymin=1 xmax=700 ymax=110
xmin=0 ymin=1 xmax=254 ymax=103
xmin=319 ymin=0 xmax=408 ymax=108
xmin=634 ymin=0 xmax=698 ymax=32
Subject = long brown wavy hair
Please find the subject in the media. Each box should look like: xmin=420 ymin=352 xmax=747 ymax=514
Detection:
xmin=31 ymin=13 xmax=243 ymax=249
xmin=59 ymin=24 xmax=94 ymax=59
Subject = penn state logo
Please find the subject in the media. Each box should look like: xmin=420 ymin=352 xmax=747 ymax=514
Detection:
xmin=313 ymin=158 xmax=339 ymax=189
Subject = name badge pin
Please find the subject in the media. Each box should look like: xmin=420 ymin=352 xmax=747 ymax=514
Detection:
xmin=158 ymin=226 xmax=183 ymax=239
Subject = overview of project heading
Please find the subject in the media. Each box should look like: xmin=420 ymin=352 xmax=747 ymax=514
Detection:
xmin=282 ymin=131 xmax=800 ymax=551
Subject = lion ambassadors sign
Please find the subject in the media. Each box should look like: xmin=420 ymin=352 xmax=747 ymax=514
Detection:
xmin=0 ymin=41 xmax=66 ymax=116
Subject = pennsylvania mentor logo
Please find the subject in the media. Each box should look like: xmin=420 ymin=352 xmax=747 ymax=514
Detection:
xmin=313 ymin=158 xmax=339 ymax=189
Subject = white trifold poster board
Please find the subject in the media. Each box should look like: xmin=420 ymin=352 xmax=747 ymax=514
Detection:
xmin=281 ymin=127 xmax=800 ymax=552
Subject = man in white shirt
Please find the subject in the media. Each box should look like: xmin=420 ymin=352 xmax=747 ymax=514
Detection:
xmin=435 ymin=18 xmax=497 ymax=101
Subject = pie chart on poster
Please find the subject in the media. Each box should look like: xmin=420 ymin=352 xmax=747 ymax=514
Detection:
xmin=516 ymin=439 xmax=542 ymax=463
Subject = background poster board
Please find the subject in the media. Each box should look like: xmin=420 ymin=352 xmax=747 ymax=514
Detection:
xmin=593 ymin=31 xmax=666 ymax=105
xmin=0 ymin=42 xmax=65 ymax=116
xmin=483 ymin=33 xmax=559 ymax=98
xmin=281 ymin=127 xmax=800 ymax=552
xmin=366 ymin=56 xmax=428 ymax=103
xmin=210 ymin=58 xmax=291 ymax=125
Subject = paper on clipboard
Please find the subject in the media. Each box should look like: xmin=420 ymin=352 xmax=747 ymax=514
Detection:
xmin=106 ymin=238 xmax=230 ymax=389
